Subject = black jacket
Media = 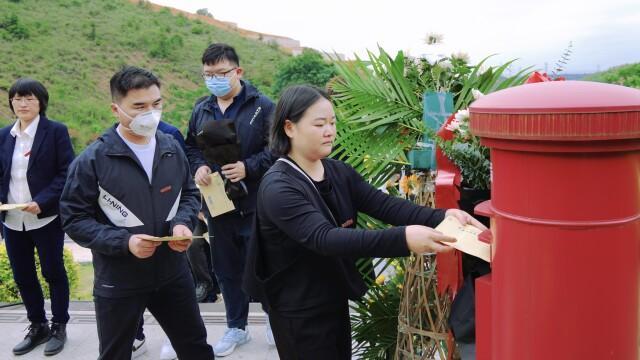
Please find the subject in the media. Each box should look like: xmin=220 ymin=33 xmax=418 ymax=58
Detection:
xmin=243 ymin=158 xmax=446 ymax=313
xmin=59 ymin=126 xmax=200 ymax=297
xmin=0 ymin=116 xmax=74 ymax=221
xmin=185 ymin=81 xmax=275 ymax=214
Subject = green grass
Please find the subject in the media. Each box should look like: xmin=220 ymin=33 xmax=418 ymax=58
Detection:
xmin=0 ymin=0 xmax=290 ymax=151
xmin=71 ymin=262 xmax=94 ymax=301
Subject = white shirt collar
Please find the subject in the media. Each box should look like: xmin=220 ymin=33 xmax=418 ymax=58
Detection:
xmin=10 ymin=115 xmax=40 ymax=139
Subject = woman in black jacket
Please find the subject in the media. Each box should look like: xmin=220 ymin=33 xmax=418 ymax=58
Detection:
xmin=244 ymin=85 xmax=485 ymax=359
xmin=0 ymin=78 xmax=74 ymax=356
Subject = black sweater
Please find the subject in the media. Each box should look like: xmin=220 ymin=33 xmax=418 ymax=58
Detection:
xmin=243 ymin=158 xmax=445 ymax=313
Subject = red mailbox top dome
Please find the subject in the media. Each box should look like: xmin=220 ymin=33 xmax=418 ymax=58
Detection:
xmin=469 ymin=81 xmax=640 ymax=140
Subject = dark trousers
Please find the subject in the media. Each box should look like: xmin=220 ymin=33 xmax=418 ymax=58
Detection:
xmin=208 ymin=211 xmax=251 ymax=329
xmin=2 ymin=218 xmax=70 ymax=324
xmin=188 ymin=218 xmax=216 ymax=294
xmin=268 ymin=301 xmax=352 ymax=360
xmin=94 ymin=272 xmax=214 ymax=360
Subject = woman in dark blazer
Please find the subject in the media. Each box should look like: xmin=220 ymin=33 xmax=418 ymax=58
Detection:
xmin=243 ymin=85 xmax=486 ymax=359
xmin=0 ymin=78 xmax=74 ymax=356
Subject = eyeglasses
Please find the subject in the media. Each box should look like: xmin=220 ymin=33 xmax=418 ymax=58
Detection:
xmin=202 ymin=68 xmax=237 ymax=81
xmin=10 ymin=97 xmax=39 ymax=105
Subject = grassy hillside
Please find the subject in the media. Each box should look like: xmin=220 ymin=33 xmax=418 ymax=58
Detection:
xmin=0 ymin=0 xmax=289 ymax=150
xmin=585 ymin=63 xmax=640 ymax=89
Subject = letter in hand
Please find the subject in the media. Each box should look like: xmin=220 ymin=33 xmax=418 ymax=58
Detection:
xmin=129 ymin=234 xmax=162 ymax=259
xmin=195 ymin=165 xmax=212 ymax=186
xmin=405 ymin=225 xmax=457 ymax=254
xmin=168 ymin=224 xmax=193 ymax=252
xmin=445 ymin=208 xmax=488 ymax=231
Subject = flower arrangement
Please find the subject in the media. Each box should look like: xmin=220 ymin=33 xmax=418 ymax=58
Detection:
xmin=436 ymin=90 xmax=491 ymax=190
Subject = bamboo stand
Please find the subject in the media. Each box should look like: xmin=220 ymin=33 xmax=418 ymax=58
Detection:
xmin=395 ymin=173 xmax=458 ymax=360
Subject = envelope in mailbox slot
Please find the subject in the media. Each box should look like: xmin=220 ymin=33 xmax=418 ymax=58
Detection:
xmin=435 ymin=216 xmax=491 ymax=262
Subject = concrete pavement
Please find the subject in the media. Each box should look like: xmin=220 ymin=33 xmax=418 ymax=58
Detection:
xmin=0 ymin=302 xmax=279 ymax=359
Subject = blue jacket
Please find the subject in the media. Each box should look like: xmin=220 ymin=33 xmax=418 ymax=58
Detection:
xmin=59 ymin=125 xmax=199 ymax=297
xmin=158 ymin=120 xmax=186 ymax=152
xmin=0 ymin=116 xmax=74 ymax=222
xmin=185 ymin=81 xmax=275 ymax=214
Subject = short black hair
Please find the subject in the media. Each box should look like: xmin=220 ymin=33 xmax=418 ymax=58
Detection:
xmin=202 ymin=43 xmax=240 ymax=66
xmin=109 ymin=66 xmax=161 ymax=102
xmin=8 ymin=78 xmax=49 ymax=116
xmin=270 ymin=85 xmax=330 ymax=156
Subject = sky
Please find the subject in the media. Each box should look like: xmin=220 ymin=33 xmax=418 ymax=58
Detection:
xmin=152 ymin=0 xmax=640 ymax=74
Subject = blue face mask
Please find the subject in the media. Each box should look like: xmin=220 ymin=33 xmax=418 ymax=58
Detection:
xmin=205 ymin=78 xmax=232 ymax=97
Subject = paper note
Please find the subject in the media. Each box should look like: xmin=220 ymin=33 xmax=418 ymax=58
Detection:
xmin=198 ymin=172 xmax=235 ymax=217
xmin=0 ymin=203 xmax=29 ymax=211
xmin=139 ymin=235 xmax=206 ymax=242
xmin=435 ymin=216 xmax=491 ymax=262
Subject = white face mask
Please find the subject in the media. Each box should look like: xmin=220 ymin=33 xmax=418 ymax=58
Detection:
xmin=117 ymin=105 xmax=161 ymax=138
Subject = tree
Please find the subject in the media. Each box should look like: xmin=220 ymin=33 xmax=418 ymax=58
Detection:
xmin=271 ymin=49 xmax=337 ymax=96
xmin=196 ymin=8 xmax=213 ymax=18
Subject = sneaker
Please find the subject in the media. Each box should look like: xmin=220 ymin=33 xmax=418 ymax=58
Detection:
xmin=213 ymin=328 xmax=251 ymax=357
xmin=159 ymin=338 xmax=177 ymax=360
xmin=131 ymin=337 xmax=147 ymax=359
xmin=195 ymin=283 xmax=209 ymax=302
xmin=265 ymin=317 xmax=275 ymax=346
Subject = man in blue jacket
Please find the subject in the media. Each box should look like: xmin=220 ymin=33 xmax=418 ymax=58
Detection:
xmin=60 ymin=66 xmax=214 ymax=360
xmin=185 ymin=43 xmax=275 ymax=356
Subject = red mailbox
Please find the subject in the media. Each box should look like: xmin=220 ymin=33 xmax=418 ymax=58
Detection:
xmin=469 ymin=81 xmax=640 ymax=360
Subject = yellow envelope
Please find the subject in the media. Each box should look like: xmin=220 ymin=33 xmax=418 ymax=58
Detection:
xmin=0 ymin=203 xmax=29 ymax=211
xmin=139 ymin=235 xmax=206 ymax=242
xmin=198 ymin=172 xmax=235 ymax=217
xmin=434 ymin=216 xmax=491 ymax=262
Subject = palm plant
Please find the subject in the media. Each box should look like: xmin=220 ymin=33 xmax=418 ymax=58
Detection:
xmin=331 ymin=47 xmax=423 ymax=188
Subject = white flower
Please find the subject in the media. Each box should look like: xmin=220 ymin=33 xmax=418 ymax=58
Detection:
xmin=454 ymin=109 xmax=469 ymax=123
xmin=471 ymin=89 xmax=484 ymax=100
xmin=451 ymin=51 xmax=470 ymax=63
xmin=439 ymin=60 xmax=452 ymax=70
xmin=425 ymin=33 xmax=444 ymax=45
xmin=452 ymin=109 xmax=469 ymax=137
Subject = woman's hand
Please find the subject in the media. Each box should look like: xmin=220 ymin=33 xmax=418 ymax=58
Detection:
xmin=405 ymin=225 xmax=456 ymax=254
xmin=22 ymin=202 xmax=41 ymax=215
xmin=445 ymin=209 xmax=488 ymax=231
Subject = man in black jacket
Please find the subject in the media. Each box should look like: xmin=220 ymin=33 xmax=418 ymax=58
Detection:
xmin=60 ymin=66 xmax=214 ymax=360
xmin=185 ymin=43 xmax=275 ymax=356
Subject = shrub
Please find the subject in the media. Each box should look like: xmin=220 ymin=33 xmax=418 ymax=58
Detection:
xmin=191 ymin=26 xmax=204 ymax=35
xmin=0 ymin=13 xmax=30 ymax=40
xmin=149 ymin=34 xmax=184 ymax=60
xmin=0 ymin=243 xmax=79 ymax=303
xmin=587 ymin=63 xmax=640 ymax=89
xmin=272 ymin=49 xmax=336 ymax=96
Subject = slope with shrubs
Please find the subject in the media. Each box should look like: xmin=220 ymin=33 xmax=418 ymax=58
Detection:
xmin=586 ymin=63 xmax=640 ymax=89
xmin=0 ymin=0 xmax=289 ymax=150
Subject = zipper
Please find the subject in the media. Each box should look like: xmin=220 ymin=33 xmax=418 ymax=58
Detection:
xmin=149 ymin=149 xmax=175 ymax=288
